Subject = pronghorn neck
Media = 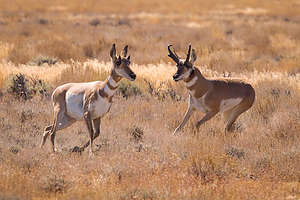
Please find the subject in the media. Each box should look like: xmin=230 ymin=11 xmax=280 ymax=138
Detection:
xmin=100 ymin=70 xmax=122 ymax=100
xmin=184 ymin=67 xmax=212 ymax=97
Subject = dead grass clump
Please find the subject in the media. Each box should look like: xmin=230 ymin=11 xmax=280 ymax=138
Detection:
xmin=127 ymin=125 xmax=144 ymax=143
xmin=225 ymin=147 xmax=245 ymax=159
xmin=189 ymin=153 xmax=237 ymax=184
xmin=9 ymin=146 xmax=20 ymax=154
xmin=89 ymin=18 xmax=101 ymax=26
xmin=120 ymin=189 xmax=158 ymax=200
xmin=116 ymin=18 xmax=131 ymax=27
xmin=41 ymin=176 xmax=69 ymax=194
xmin=38 ymin=18 xmax=49 ymax=25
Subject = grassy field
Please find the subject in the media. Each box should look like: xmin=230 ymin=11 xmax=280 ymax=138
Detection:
xmin=1 ymin=0 xmax=300 ymax=199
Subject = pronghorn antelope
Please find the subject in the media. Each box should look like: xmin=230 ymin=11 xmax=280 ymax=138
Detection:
xmin=168 ymin=44 xmax=255 ymax=135
xmin=41 ymin=44 xmax=136 ymax=153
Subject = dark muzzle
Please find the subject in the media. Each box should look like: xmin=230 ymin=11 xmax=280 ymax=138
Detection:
xmin=130 ymin=73 xmax=136 ymax=80
xmin=173 ymin=73 xmax=180 ymax=81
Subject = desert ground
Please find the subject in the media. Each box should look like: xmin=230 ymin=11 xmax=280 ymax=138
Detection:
xmin=1 ymin=0 xmax=300 ymax=199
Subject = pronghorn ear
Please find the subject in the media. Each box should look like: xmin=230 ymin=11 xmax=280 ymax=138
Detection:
xmin=115 ymin=55 xmax=121 ymax=66
xmin=122 ymin=45 xmax=128 ymax=57
xmin=191 ymin=49 xmax=197 ymax=64
xmin=110 ymin=43 xmax=116 ymax=60
xmin=127 ymin=55 xmax=130 ymax=61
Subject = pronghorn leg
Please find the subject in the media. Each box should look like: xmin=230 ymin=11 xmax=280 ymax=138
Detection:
xmin=81 ymin=118 xmax=101 ymax=150
xmin=83 ymin=111 xmax=94 ymax=154
xmin=42 ymin=108 xmax=75 ymax=152
xmin=173 ymin=105 xmax=195 ymax=135
xmin=223 ymin=94 xmax=254 ymax=133
xmin=195 ymin=110 xmax=218 ymax=129
xmin=224 ymin=108 xmax=243 ymax=132
xmin=224 ymin=105 xmax=251 ymax=133
xmin=40 ymin=125 xmax=52 ymax=148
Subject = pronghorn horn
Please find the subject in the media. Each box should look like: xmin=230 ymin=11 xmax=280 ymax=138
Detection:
xmin=185 ymin=44 xmax=192 ymax=63
xmin=168 ymin=45 xmax=179 ymax=64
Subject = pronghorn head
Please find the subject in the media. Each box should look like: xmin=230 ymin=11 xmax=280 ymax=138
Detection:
xmin=110 ymin=44 xmax=136 ymax=81
xmin=168 ymin=44 xmax=197 ymax=81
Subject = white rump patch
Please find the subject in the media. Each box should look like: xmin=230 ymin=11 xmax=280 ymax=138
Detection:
xmin=219 ymin=98 xmax=243 ymax=112
xmin=185 ymin=75 xmax=198 ymax=87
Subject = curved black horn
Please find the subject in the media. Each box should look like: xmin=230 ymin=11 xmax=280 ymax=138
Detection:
xmin=185 ymin=44 xmax=191 ymax=63
xmin=168 ymin=45 xmax=179 ymax=64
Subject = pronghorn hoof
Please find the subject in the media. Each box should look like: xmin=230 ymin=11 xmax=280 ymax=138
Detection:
xmin=173 ymin=131 xmax=180 ymax=136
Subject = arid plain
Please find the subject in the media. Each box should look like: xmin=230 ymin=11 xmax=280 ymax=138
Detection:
xmin=1 ymin=0 xmax=300 ymax=199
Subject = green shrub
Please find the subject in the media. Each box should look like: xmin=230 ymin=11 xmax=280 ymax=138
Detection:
xmin=117 ymin=81 xmax=142 ymax=99
xmin=6 ymin=73 xmax=50 ymax=100
xmin=30 ymin=56 xmax=58 ymax=66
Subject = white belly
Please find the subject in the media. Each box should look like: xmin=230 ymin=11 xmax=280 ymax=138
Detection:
xmin=219 ymin=98 xmax=243 ymax=112
xmin=65 ymin=91 xmax=85 ymax=120
xmin=65 ymin=91 xmax=112 ymax=120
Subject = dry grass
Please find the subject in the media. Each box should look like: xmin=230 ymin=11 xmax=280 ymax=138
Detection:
xmin=0 ymin=76 xmax=300 ymax=199
xmin=1 ymin=0 xmax=300 ymax=199
xmin=0 ymin=0 xmax=300 ymax=70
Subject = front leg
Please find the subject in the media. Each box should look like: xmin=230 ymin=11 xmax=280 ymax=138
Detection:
xmin=83 ymin=111 xmax=94 ymax=154
xmin=196 ymin=110 xmax=219 ymax=129
xmin=173 ymin=101 xmax=195 ymax=135
xmin=80 ymin=118 xmax=101 ymax=151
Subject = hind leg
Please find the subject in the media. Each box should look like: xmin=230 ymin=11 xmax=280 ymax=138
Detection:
xmin=223 ymin=105 xmax=251 ymax=133
xmin=224 ymin=87 xmax=255 ymax=133
xmin=40 ymin=125 xmax=52 ymax=148
xmin=43 ymin=107 xmax=75 ymax=152
xmin=51 ymin=112 xmax=75 ymax=152
xmin=224 ymin=107 xmax=241 ymax=133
